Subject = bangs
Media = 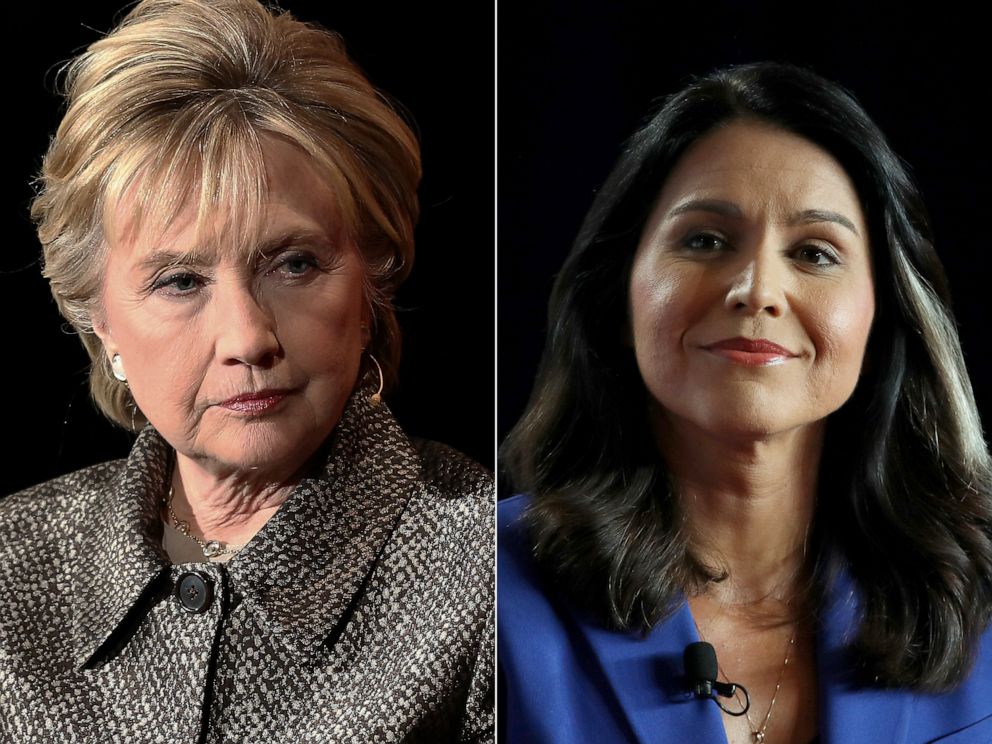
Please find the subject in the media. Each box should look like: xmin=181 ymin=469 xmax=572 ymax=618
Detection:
xmin=100 ymin=99 xmax=361 ymax=265
xmin=103 ymin=101 xmax=265 ymax=263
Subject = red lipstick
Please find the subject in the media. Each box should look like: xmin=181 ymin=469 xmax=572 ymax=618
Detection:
xmin=703 ymin=337 xmax=797 ymax=366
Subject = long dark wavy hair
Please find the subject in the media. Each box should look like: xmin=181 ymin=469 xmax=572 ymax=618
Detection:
xmin=501 ymin=61 xmax=992 ymax=691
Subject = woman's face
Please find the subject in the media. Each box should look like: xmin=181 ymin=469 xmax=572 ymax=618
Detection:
xmin=94 ymin=138 xmax=369 ymax=478
xmin=628 ymin=119 xmax=875 ymax=441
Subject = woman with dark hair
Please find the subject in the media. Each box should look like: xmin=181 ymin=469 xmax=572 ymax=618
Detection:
xmin=499 ymin=62 xmax=992 ymax=743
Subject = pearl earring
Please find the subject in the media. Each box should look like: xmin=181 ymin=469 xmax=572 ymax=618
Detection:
xmin=111 ymin=354 xmax=127 ymax=382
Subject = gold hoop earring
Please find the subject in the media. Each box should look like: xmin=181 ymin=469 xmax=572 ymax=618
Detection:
xmin=369 ymin=355 xmax=384 ymax=407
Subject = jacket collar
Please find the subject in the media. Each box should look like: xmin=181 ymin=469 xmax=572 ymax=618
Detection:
xmin=70 ymin=378 xmax=420 ymax=669
xmin=70 ymin=417 xmax=173 ymax=670
xmin=574 ymin=601 xmax=727 ymax=743
xmin=572 ymin=566 xmax=916 ymax=744
xmin=225 ymin=381 xmax=421 ymax=658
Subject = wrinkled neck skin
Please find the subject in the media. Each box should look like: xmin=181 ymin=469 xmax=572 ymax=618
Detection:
xmin=655 ymin=406 xmax=822 ymax=623
xmin=163 ymin=448 xmax=317 ymax=547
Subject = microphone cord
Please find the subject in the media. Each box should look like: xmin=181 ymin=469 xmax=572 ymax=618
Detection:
xmin=689 ymin=612 xmax=748 ymax=716
xmin=714 ymin=682 xmax=750 ymax=717
xmin=692 ymin=616 xmax=797 ymax=739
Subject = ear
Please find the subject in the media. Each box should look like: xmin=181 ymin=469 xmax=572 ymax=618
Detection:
xmin=90 ymin=311 xmax=119 ymax=361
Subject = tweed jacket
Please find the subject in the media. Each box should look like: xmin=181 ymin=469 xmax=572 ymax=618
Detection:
xmin=0 ymin=386 xmax=494 ymax=743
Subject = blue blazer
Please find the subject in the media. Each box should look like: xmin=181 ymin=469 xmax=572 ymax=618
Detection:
xmin=498 ymin=495 xmax=992 ymax=743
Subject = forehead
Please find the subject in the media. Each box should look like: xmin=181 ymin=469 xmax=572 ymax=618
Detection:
xmin=653 ymin=119 xmax=866 ymax=226
xmin=104 ymin=137 xmax=343 ymax=263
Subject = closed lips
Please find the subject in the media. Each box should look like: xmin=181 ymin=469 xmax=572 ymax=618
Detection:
xmin=221 ymin=389 xmax=291 ymax=405
xmin=704 ymin=338 xmax=796 ymax=356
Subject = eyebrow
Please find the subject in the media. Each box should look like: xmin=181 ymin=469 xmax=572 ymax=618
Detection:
xmin=785 ymin=208 xmax=860 ymax=237
xmin=133 ymin=229 xmax=335 ymax=274
xmin=667 ymin=199 xmax=861 ymax=237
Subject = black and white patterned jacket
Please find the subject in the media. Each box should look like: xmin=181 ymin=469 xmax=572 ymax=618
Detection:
xmin=0 ymin=385 xmax=494 ymax=743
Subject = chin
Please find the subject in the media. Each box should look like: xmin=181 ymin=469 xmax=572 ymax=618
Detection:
xmin=707 ymin=417 xmax=789 ymax=442
xmin=680 ymin=394 xmax=803 ymax=441
xmin=201 ymin=419 xmax=328 ymax=475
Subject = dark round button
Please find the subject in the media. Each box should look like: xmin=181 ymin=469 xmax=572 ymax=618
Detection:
xmin=175 ymin=571 xmax=213 ymax=613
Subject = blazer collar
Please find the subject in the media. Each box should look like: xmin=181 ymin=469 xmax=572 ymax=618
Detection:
xmin=573 ymin=566 xmax=916 ymax=744
xmin=70 ymin=377 xmax=420 ymax=669
xmin=573 ymin=600 xmax=727 ymax=743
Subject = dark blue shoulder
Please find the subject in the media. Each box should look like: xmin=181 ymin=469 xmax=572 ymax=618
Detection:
xmin=498 ymin=492 xmax=528 ymax=526
xmin=907 ymin=622 xmax=992 ymax=739
xmin=497 ymin=494 xmax=541 ymax=595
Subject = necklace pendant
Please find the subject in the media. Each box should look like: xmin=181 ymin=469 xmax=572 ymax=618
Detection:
xmin=202 ymin=540 xmax=224 ymax=558
xmin=753 ymin=732 xmax=765 ymax=744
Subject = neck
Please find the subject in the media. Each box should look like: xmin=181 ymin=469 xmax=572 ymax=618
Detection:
xmin=164 ymin=450 xmax=305 ymax=545
xmin=655 ymin=409 xmax=821 ymax=612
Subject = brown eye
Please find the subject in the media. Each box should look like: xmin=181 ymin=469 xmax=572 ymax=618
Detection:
xmin=794 ymin=245 xmax=839 ymax=266
xmin=683 ymin=232 xmax=727 ymax=252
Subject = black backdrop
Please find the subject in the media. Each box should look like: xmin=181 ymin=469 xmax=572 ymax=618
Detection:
xmin=2 ymin=0 xmax=494 ymax=498
xmin=499 ymin=1 xmax=992 ymax=485
xmin=7 ymin=3 xmax=991 ymax=497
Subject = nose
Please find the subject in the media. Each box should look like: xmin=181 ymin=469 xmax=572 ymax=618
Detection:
xmin=724 ymin=245 xmax=787 ymax=317
xmin=213 ymin=282 xmax=281 ymax=367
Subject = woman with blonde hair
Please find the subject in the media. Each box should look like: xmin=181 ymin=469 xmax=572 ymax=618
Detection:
xmin=0 ymin=1 xmax=493 ymax=741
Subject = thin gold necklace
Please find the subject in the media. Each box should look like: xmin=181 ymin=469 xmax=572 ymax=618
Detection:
xmin=745 ymin=630 xmax=795 ymax=743
xmin=692 ymin=617 xmax=796 ymax=744
xmin=163 ymin=484 xmax=244 ymax=559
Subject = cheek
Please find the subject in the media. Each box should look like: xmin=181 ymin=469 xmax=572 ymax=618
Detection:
xmin=276 ymin=283 xmax=366 ymax=371
xmin=124 ymin=319 xmax=206 ymax=409
xmin=816 ymin=284 xmax=875 ymax=362
xmin=628 ymin=260 xmax=711 ymax=411
xmin=629 ymin=261 xmax=701 ymax=357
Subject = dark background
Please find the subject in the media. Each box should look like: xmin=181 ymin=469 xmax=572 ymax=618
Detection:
xmin=3 ymin=0 xmax=494 ymax=497
xmin=499 ymin=1 xmax=992 ymax=481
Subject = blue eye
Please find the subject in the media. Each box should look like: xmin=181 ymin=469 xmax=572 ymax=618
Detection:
xmin=283 ymin=257 xmax=314 ymax=275
xmin=271 ymin=252 xmax=320 ymax=278
xmin=152 ymin=272 xmax=202 ymax=295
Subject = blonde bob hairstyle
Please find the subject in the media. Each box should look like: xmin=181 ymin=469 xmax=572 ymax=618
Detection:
xmin=30 ymin=0 xmax=421 ymax=431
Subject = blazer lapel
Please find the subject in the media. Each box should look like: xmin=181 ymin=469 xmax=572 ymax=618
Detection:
xmin=575 ymin=601 xmax=728 ymax=744
xmin=817 ymin=567 xmax=912 ymax=744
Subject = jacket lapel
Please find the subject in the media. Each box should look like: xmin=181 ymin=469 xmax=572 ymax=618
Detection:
xmin=574 ymin=601 xmax=728 ymax=743
xmin=70 ymin=426 xmax=172 ymax=670
xmin=226 ymin=380 xmax=420 ymax=660
xmin=817 ymin=567 xmax=912 ymax=744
